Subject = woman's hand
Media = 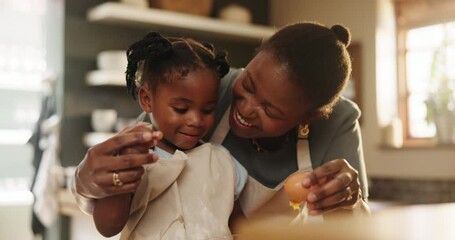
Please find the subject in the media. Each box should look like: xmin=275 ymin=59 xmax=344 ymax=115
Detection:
xmin=75 ymin=123 xmax=162 ymax=199
xmin=302 ymin=159 xmax=361 ymax=215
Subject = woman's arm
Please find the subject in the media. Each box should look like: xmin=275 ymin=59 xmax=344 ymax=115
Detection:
xmin=72 ymin=123 xmax=161 ymax=214
xmin=229 ymin=200 xmax=246 ymax=234
xmin=305 ymin=97 xmax=369 ymax=215
xmin=93 ymin=194 xmax=132 ymax=237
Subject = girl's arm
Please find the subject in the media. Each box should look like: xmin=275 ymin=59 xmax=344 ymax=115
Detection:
xmin=93 ymin=193 xmax=132 ymax=237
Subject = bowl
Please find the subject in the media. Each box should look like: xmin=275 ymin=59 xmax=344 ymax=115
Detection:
xmin=91 ymin=109 xmax=118 ymax=132
xmin=97 ymin=50 xmax=127 ymax=71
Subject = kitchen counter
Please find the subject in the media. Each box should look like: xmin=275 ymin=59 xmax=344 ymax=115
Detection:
xmin=238 ymin=202 xmax=455 ymax=240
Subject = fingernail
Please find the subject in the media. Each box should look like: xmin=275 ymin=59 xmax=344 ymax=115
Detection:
xmin=143 ymin=123 xmax=154 ymax=129
xmin=143 ymin=132 xmax=153 ymax=140
xmin=308 ymin=193 xmax=317 ymax=202
xmin=153 ymin=131 xmax=164 ymax=140
xmin=303 ymin=177 xmax=311 ymax=187
xmin=152 ymin=153 xmax=160 ymax=162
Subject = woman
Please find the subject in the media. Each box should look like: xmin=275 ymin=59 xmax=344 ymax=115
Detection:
xmin=73 ymin=22 xmax=369 ymax=225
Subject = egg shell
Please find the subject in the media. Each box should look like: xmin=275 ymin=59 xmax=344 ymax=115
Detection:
xmin=284 ymin=172 xmax=311 ymax=204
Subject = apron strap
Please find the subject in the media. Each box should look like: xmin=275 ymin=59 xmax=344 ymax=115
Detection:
xmin=296 ymin=124 xmax=312 ymax=172
xmin=296 ymin=124 xmax=323 ymax=223
xmin=210 ymin=106 xmax=231 ymax=144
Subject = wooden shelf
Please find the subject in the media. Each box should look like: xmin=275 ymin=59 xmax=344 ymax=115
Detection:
xmin=87 ymin=2 xmax=276 ymax=43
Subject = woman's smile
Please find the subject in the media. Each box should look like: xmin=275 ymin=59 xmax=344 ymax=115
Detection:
xmin=234 ymin=108 xmax=253 ymax=127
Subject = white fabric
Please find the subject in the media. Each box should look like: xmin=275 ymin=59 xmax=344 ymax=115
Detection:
xmin=154 ymin=145 xmax=247 ymax=200
xmin=120 ymin=143 xmax=237 ymax=240
xmin=32 ymin=115 xmax=64 ymax=227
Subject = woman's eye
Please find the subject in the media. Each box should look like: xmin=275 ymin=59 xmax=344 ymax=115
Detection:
xmin=173 ymin=107 xmax=188 ymax=114
xmin=242 ymin=79 xmax=253 ymax=93
xmin=263 ymin=105 xmax=280 ymax=119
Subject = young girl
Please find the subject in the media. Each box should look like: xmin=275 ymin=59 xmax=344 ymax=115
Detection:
xmin=92 ymin=32 xmax=247 ymax=240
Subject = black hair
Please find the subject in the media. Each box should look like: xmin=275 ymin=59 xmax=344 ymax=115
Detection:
xmin=258 ymin=22 xmax=352 ymax=121
xmin=125 ymin=32 xmax=230 ymax=99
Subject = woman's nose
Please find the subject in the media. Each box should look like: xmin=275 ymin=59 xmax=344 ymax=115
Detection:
xmin=239 ymin=97 xmax=259 ymax=118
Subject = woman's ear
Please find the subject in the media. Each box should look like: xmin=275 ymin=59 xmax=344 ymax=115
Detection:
xmin=138 ymin=87 xmax=153 ymax=112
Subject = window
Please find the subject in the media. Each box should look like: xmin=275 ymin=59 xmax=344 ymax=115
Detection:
xmin=0 ymin=0 xmax=47 ymax=192
xmin=396 ymin=0 xmax=455 ymax=146
xmin=0 ymin=1 xmax=47 ymax=145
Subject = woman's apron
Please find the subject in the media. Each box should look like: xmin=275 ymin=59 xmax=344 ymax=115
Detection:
xmin=210 ymin=107 xmax=323 ymax=223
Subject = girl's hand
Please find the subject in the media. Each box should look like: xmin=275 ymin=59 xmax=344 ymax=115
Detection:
xmin=75 ymin=123 xmax=162 ymax=199
xmin=302 ymin=159 xmax=361 ymax=215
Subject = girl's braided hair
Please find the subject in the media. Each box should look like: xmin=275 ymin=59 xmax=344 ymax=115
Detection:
xmin=125 ymin=32 xmax=230 ymax=99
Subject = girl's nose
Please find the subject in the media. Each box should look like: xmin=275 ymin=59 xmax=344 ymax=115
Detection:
xmin=187 ymin=112 xmax=204 ymax=127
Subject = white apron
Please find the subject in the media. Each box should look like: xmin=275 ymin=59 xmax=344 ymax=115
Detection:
xmin=210 ymin=107 xmax=323 ymax=223
xmin=120 ymin=143 xmax=236 ymax=240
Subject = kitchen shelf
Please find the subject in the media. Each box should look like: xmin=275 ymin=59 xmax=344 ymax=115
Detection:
xmin=87 ymin=2 xmax=276 ymax=42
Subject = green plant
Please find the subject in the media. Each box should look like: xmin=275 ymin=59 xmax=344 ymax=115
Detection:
xmin=424 ymin=27 xmax=455 ymax=125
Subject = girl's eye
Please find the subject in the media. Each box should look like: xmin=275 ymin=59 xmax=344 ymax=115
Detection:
xmin=173 ymin=107 xmax=188 ymax=114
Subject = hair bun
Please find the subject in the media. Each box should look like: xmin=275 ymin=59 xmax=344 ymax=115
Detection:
xmin=331 ymin=24 xmax=351 ymax=47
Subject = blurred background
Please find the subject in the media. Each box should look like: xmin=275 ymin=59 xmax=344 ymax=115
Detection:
xmin=0 ymin=0 xmax=454 ymax=239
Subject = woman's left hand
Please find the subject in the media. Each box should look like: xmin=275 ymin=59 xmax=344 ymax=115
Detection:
xmin=302 ymin=159 xmax=361 ymax=215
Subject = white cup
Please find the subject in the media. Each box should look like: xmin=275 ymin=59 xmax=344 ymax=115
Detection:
xmin=91 ymin=109 xmax=118 ymax=132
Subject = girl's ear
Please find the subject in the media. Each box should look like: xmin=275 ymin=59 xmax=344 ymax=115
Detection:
xmin=138 ymin=86 xmax=153 ymax=112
